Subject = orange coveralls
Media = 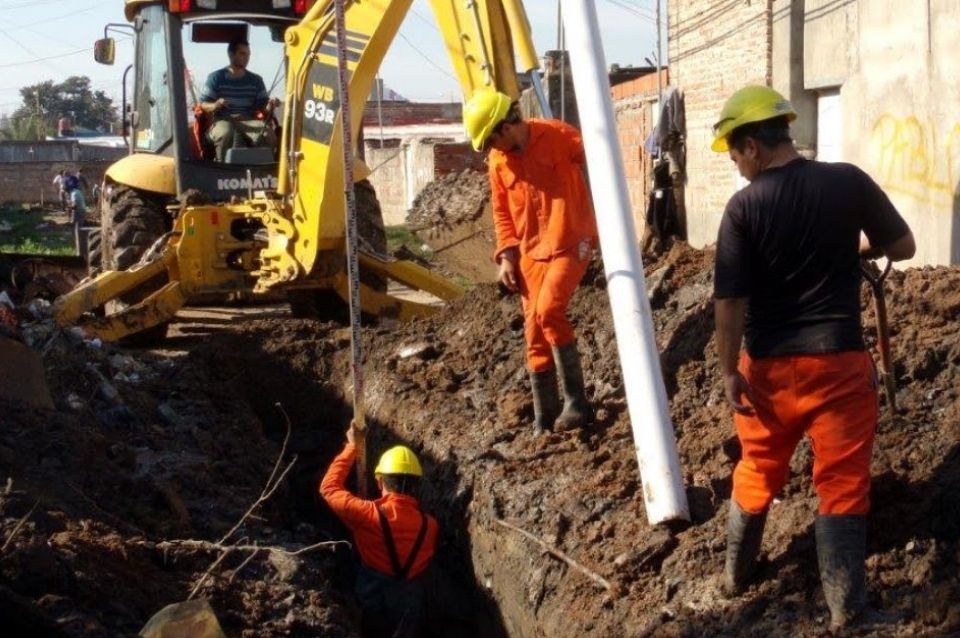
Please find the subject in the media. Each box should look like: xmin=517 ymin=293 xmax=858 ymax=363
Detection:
xmin=320 ymin=443 xmax=438 ymax=580
xmin=488 ymin=119 xmax=598 ymax=372
xmin=734 ymin=350 xmax=878 ymax=515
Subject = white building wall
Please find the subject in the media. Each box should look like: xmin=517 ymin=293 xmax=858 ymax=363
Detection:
xmin=803 ymin=0 xmax=960 ymax=265
xmin=670 ymin=0 xmax=960 ymax=265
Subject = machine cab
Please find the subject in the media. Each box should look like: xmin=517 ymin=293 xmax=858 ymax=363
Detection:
xmin=95 ymin=1 xmax=313 ymax=201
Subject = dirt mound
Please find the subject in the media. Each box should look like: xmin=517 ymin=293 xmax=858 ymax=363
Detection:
xmin=1 ymin=242 xmax=958 ymax=637
xmin=405 ymin=169 xmax=498 ymax=284
xmin=406 ymin=170 xmax=489 ymax=229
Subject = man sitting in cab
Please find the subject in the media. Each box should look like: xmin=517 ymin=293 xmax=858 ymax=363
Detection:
xmin=199 ymin=38 xmax=278 ymax=162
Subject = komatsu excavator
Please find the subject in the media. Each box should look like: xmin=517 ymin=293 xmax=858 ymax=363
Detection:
xmin=54 ymin=0 xmax=546 ymax=341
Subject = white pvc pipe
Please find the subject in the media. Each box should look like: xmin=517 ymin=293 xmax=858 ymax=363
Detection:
xmin=560 ymin=0 xmax=689 ymax=524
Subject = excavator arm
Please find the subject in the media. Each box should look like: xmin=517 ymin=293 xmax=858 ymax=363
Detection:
xmin=54 ymin=0 xmax=543 ymax=341
xmin=266 ymin=0 xmax=541 ymax=286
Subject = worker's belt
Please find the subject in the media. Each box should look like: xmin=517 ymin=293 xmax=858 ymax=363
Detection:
xmin=376 ymin=505 xmax=427 ymax=580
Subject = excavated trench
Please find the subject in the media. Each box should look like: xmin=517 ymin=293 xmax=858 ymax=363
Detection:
xmin=0 ymin=170 xmax=958 ymax=635
xmin=210 ymin=324 xmax=515 ymax=637
xmin=1 ymin=243 xmax=959 ymax=636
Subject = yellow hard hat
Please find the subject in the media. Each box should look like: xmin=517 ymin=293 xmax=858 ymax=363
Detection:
xmin=711 ymin=85 xmax=797 ymax=152
xmin=374 ymin=446 xmax=423 ymax=477
xmin=463 ymin=90 xmax=513 ymax=151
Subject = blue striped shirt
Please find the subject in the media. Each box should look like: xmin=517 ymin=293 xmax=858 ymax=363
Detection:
xmin=200 ymin=68 xmax=268 ymax=118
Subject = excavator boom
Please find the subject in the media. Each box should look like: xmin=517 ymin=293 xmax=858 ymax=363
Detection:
xmin=54 ymin=0 xmax=542 ymax=341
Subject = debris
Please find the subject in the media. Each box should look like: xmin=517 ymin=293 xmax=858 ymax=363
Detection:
xmin=0 ymin=335 xmax=53 ymax=408
xmin=139 ymin=599 xmax=226 ymax=638
xmin=494 ymin=518 xmax=612 ymax=591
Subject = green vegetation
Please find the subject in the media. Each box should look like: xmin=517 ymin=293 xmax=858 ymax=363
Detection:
xmin=2 ymin=76 xmax=117 ymax=140
xmin=0 ymin=209 xmax=75 ymax=256
xmin=385 ymin=225 xmax=433 ymax=259
xmin=385 ymin=225 xmax=475 ymax=292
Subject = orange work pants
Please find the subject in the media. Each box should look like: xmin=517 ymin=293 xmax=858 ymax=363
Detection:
xmin=518 ymin=245 xmax=591 ymax=372
xmin=732 ymin=350 xmax=878 ymax=516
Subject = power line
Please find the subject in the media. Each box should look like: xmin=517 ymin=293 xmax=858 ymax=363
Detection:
xmin=395 ymin=31 xmax=457 ymax=83
xmin=408 ymin=6 xmax=440 ymax=32
xmin=0 ymin=0 xmax=75 ymax=11
xmin=604 ymin=0 xmax=656 ymax=23
xmin=0 ymin=25 xmax=58 ymax=74
xmin=0 ymin=45 xmax=91 ymax=69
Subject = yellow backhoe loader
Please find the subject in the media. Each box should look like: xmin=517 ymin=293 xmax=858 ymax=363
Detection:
xmin=54 ymin=0 xmax=545 ymax=342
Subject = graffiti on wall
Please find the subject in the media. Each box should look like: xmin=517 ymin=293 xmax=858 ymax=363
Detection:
xmin=869 ymin=114 xmax=960 ymax=211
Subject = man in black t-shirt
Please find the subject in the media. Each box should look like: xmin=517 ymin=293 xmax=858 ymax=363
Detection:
xmin=710 ymin=85 xmax=915 ymax=632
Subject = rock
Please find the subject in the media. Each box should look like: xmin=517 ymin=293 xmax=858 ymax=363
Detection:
xmin=139 ymin=599 xmax=226 ymax=638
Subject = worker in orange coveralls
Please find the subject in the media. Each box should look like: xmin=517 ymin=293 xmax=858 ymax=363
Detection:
xmin=711 ymin=85 xmax=915 ymax=633
xmin=463 ymin=90 xmax=598 ymax=436
xmin=320 ymin=422 xmax=439 ymax=638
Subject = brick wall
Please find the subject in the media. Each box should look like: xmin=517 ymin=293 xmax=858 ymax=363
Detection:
xmin=668 ymin=0 xmax=772 ymax=248
xmin=611 ymin=70 xmax=668 ymax=242
xmin=361 ymin=102 xmax=461 ymax=127
xmin=0 ymin=160 xmax=112 ymax=206
xmin=365 ymin=139 xmax=485 ymax=226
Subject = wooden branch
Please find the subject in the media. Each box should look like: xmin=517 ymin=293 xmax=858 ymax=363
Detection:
xmin=217 ymin=404 xmax=296 ymax=545
xmin=146 ymin=537 xmax=347 ymax=600
xmin=187 ymin=544 xmax=237 ymax=600
xmin=494 ymin=518 xmax=612 ymax=591
xmin=154 ymin=538 xmax=347 ymax=557
xmin=227 ymin=548 xmax=262 ymax=585
xmin=1 ymin=500 xmax=39 ymax=554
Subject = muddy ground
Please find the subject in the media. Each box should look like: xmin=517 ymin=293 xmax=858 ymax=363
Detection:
xmin=0 ymin=177 xmax=958 ymax=637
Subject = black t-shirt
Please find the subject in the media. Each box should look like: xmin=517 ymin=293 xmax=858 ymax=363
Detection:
xmin=714 ymin=158 xmax=910 ymax=358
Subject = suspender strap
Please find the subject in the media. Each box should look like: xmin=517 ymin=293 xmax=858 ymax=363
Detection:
xmin=375 ymin=505 xmax=429 ymax=580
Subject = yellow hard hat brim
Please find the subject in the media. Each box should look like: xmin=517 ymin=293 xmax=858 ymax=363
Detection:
xmin=711 ymin=136 xmax=730 ymax=153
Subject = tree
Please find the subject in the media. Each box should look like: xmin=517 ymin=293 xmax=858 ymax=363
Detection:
xmin=3 ymin=76 xmax=118 ymax=140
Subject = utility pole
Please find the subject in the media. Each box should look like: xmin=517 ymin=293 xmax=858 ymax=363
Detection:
xmin=656 ymin=0 xmax=663 ymax=101
xmin=556 ymin=1 xmax=566 ymax=123
xmin=375 ymin=73 xmax=384 ymax=145
xmin=35 ymin=92 xmax=43 ymax=140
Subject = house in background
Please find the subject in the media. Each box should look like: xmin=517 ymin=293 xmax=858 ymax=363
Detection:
xmin=661 ymin=0 xmax=960 ymax=266
xmin=361 ymin=79 xmax=480 ymax=226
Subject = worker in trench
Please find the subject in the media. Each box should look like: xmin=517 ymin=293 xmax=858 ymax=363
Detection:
xmin=710 ymin=85 xmax=915 ymax=632
xmin=320 ymin=422 xmax=439 ymax=638
xmin=463 ymin=90 xmax=599 ymax=436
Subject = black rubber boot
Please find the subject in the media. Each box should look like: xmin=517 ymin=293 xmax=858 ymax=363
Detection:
xmin=816 ymin=514 xmax=867 ymax=632
xmin=529 ymin=369 xmax=561 ymax=436
xmin=721 ymin=500 xmax=768 ymax=597
xmin=553 ymin=343 xmax=591 ymax=430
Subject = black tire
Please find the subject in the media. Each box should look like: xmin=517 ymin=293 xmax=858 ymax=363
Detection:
xmin=355 ymin=179 xmax=387 ymax=294
xmin=86 ymin=227 xmax=103 ymax=275
xmin=101 ymin=184 xmax=173 ymax=345
xmin=286 ymin=180 xmax=388 ymax=321
xmin=102 ymin=185 xmax=171 ymax=272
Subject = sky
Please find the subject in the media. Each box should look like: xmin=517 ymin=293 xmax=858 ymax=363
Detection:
xmin=0 ymin=0 xmax=663 ymax=115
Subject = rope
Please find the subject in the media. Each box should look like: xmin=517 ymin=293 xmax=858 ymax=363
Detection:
xmin=333 ymin=0 xmax=369 ymax=496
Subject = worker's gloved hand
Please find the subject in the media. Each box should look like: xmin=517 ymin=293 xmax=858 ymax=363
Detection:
xmin=723 ymin=371 xmax=755 ymax=416
xmin=346 ymin=420 xmax=357 ymax=445
xmin=498 ymin=247 xmax=519 ymax=293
